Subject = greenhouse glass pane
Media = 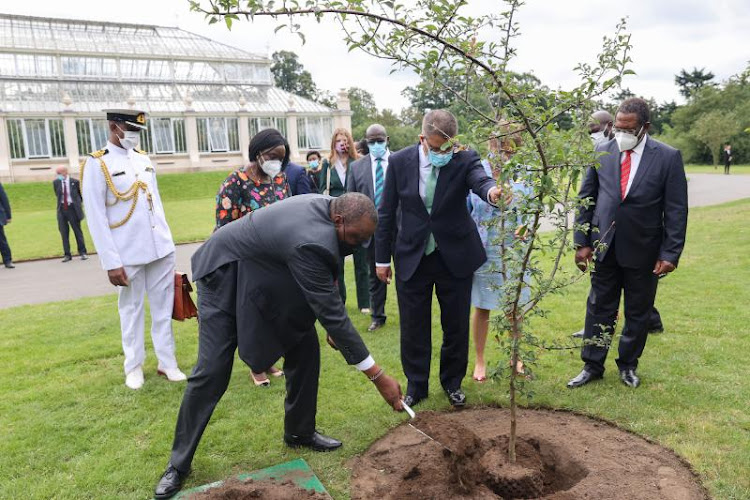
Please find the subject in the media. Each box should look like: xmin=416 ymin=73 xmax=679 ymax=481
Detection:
xmin=75 ymin=119 xmax=92 ymax=155
xmin=152 ymin=118 xmax=174 ymax=153
xmin=24 ymin=119 xmax=50 ymax=158
xmin=227 ymin=118 xmax=239 ymax=152
xmin=7 ymin=119 xmax=25 ymax=159
xmin=197 ymin=118 xmax=210 ymax=152
xmin=92 ymin=120 xmax=109 ymax=150
xmin=297 ymin=117 xmax=308 ymax=150
xmin=208 ymin=118 xmax=228 ymax=152
xmin=49 ymin=119 xmax=67 ymax=158
xmin=173 ymin=119 xmax=186 ymax=153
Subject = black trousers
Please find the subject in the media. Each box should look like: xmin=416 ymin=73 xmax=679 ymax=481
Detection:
xmin=169 ymin=283 xmax=320 ymax=474
xmin=581 ymin=245 xmax=659 ymax=375
xmin=337 ymin=247 xmax=371 ymax=310
xmin=0 ymin=223 xmax=11 ymax=264
xmin=57 ymin=207 xmax=87 ymax=257
xmin=396 ymin=250 xmax=472 ymax=398
xmin=366 ymin=245 xmax=387 ymax=324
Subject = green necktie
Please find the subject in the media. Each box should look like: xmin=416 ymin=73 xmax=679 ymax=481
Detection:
xmin=424 ymin=165 xmax=438 ymax=255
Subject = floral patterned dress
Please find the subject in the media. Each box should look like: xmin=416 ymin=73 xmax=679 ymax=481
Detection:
xmin=215 ymin=169 xmax=290 ymax=228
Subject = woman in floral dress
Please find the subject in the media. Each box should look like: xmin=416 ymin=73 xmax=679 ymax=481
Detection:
xmin=214 ymin=128 xmax=291 ymax=387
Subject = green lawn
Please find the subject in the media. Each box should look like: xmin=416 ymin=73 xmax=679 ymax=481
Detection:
xmin=1 ymin=199 xmax=748 ymax=499
xmin=685 ymin=163 xmax=750 ymax=174
xmin=2 ymin=170 xmax=230 ymax=261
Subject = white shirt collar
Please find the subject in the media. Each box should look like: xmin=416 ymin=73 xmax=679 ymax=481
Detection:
xmin=106 ymin=141 xmax=129 ymax=155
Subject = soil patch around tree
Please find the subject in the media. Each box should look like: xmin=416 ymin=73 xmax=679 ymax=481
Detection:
xmin=350 ymin=407 xmax=708 ymax=499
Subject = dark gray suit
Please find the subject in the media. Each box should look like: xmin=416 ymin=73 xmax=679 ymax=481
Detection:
xmin=574 ymin=136 xmax=688 ymax=374
xmin=348 ymin=153 xmax=387 ymax=324
xmin=0 ymin=182 xmax=11 ymax=265
xmin=170 ymin=194 xmax=371 ymax=473
xmin=53 ymin=177 xmax=87 ymax=257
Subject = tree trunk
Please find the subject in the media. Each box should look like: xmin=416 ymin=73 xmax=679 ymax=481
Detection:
xmin=508 ymin=315 xmax=520 ymax=464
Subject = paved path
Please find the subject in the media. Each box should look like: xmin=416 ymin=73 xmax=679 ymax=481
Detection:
xmin=1 ymin=174 xmax=749 ymax=310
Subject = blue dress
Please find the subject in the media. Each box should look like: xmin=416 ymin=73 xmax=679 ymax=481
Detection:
xmin=468 ymin=161 xmax=531 ymax=310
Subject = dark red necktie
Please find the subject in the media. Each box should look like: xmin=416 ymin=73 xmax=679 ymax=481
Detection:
xmin=620 ymin=150 xmax=632 ymax=200
xmin=62 ymin=180 xmax=69 ymax=209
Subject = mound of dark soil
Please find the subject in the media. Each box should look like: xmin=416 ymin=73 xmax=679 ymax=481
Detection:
xmin=188 ymin=477 xmax=330 ymax=500
xmin=350 ymin=407 xmax=708 ymax=499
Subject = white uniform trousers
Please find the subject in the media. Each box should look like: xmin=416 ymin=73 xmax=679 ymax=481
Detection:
xmin=118 ymin=252 xmax=178 ymax=374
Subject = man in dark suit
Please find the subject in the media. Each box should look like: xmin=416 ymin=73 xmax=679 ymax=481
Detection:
xmin=722 ymin=144 xmax=733 ymax=175
xmin=53 ymin=166 xmax=88 ymax=262
xmin=348 ymin=123 xmax=391 ymax=331
xmin=0 ymin=181 xmax=13 ymax=268
xmin=375 ymin=109 xmax=506 ymax=408
xmin=283 ymin=161 xmax=312 ymax=195
xmin=568 ymin=97 xmax=688 ymax=389
xmin=154 ymin=193 xmax=403 ymax=499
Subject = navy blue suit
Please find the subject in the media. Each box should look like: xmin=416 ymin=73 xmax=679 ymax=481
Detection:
xmin=375 ymin=144 xmax=495 ymax=398
xmin=574 ymin=136 xmax=688 ymax=375
xmin=283 ymin=162 xmax=312 ymax=196
xmin=0 ymin=182 xmax=12 ymax=265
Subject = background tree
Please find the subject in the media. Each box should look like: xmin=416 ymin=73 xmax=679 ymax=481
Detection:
xmin=193 ymin=0 xmax=633 ymax=464
xmin=271 ymin=50 xmax=318 ymax=100
xmin=675 ymin=67 xmax=716 ymax=99
xmin=689 ymin=110 xmax=741 ymax=167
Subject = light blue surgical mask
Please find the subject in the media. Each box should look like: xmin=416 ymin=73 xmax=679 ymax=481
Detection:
xmin=308 ymin=160 xmax=319 ymax=169
xmin=428 ymin=149 xmax=454 ymax=169
xmin=56 ymin=174 xmax=64 ymax=181
xmin=368 ymin=141 xmax=387 ymax=159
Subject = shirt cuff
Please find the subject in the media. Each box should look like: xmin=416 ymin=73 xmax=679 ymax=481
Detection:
xmin=375 ymin=262 xmax=390 ymax=267
xmin=354 ymin=355 xmax=375 ymax=371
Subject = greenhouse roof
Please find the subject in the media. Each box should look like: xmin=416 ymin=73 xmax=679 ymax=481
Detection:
xmin=0 ymin=14 xmax=266 ymax=62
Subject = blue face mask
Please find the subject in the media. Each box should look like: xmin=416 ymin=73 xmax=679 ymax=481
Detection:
xmin=308 ymin=160 xmax=319 ymax=168
xmin=57 ymin=174 xmax=64 ymax=181
xmin=368 ymin=141 xmax=387 ymax=159
xmin=428 ymin=149 xmax=454 ymax=169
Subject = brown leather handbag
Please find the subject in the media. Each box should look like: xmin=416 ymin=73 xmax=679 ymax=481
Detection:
xmin=173 ymin=272 xmax=198 ymax=321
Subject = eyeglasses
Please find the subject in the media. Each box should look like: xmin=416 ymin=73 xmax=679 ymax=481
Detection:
xmin=612 ymin=125 xmax=643 ymax=136
xmin=421 ymin=137 xmax=459 ymax=154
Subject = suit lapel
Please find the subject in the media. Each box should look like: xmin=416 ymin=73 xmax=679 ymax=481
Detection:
xmin=626 ymin=137 xmax=656 ymax=198
xmin=430 ymin=159 xmax=457 ymax=214
xmin=406 ymin=145 xmax=430 ymax=218
xmin=362 ymin=154 xmax=374 ymax=199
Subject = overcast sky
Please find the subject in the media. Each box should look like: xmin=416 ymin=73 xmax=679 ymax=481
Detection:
xmin=3 ymin=0 xmax=749 ymax=111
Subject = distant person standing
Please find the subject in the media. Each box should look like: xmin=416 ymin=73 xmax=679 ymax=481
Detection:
xmin=306 ymin=150 xmax=322 ymax=192
xmin=348 ymin=124 xmax=391 ymax=331
xmin=723 ymin=144 xmax=733 ymax=175
xmin=82 ymin=109 xmax=186 ymax=390
xmin=589 ymin=109 xmax=614 ymax=148
xmin=0 ymin=181 xmax=13 ymax=269
xmin=53 ymin=166 xmax=88 ymax=262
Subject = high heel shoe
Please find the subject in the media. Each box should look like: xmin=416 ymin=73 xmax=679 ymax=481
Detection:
xmin=251 ymin=372 xmax=270 ymax=387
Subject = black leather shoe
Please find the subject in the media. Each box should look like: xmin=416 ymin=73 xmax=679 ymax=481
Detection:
xmin=402 ymin=394 xmax=425 ymax=408
xmin=4 ymin=262 xmax=14 ymax=269
xmin=367 ymin=321 xmax=384 ymax=332
xmin=154 ymin=463 xmax=188 ymax=499
xmin=80 ymin=253 xmax=89 ymax=261
xmin=62 ymin=255 xmax=72 ymax=262
xmin=648 ymin=325 xmax=664 ymax=334
xmin=446 ymin=388 xmax=466 ymax=407
xmin=284 ymin=431 xmax=342 ymax=452
xmin=571 ymin=328 xmax=584 ymax=338
xmin=620 ymin=369 xmax=640 ymax=388
xmin=567 ymin=369 xmax=603 ymax=389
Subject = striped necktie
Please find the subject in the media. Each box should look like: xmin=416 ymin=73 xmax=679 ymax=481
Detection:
xmin=374 ymin=158 xmax=384 ymax=207
xmin=620 ymin=150 xmax=632 ymax=199
xmin=424 ymin=165 xmax=438 ymax=255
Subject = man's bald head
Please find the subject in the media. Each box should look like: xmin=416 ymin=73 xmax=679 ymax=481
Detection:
xmin=365 ymin=123 xmax=387 ymax=138
xmin=330 ymin=192 xmax=378 ymax=246
xmin=589 ymin=110 xmax=614 ymax=138
xmin=56 ymin=165 xmax=68 ymax=176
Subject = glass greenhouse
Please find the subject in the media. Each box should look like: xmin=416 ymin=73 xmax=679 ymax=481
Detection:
xmin=0 ymin=14 xmax=350 ymax=182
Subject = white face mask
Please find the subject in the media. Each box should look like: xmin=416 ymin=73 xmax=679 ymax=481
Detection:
xmin=614 ymin=126 xmax=644 ymax=152
xmin=590 ymin=131 xmax=605 ymax=145
xmin=117 ymin=125 xmax=140 ymax=150
xmin=259 ymin=159 xmax=282 ymax=178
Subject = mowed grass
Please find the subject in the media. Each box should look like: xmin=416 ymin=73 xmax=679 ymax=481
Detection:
xmin=0 ymin=200 xmax=749 ymax=499
xmin=1 ymin=170 xmax=231 ymax=261
xmin=685 ymin=163 xmax=750 ymax=175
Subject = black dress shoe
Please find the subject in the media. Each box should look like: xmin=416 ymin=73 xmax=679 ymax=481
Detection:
xmin=367 ymin=321 xmax=384 ymax=332
xmin=446 ymin=388 xmax=466 ymax=407
xmin=571 ymin=328 xmax=585 ymax=338
xmin=566 ymin=369 xmax=603 ymax=389
xmin=62 ymin=255 xmax=72 ymax=262
xmin=154 ymin=463 xmax=189 ymax=499
xmin=648 ymin=325 xmax=664 ymax=334
xmin=620 ymin=369 xmax=640 ymax=388
xmin=284 ymin=431 xmax=342 ymax=452
xmin=402 ymin=394 xmax=425 ymax=408
xmin=80 ymin=253 xmax=89 ymax=261
xmin=4 ymin=262 xmax=14 ymax=269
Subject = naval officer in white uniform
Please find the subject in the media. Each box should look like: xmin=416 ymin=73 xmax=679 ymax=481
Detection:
xmin=82 ymin=109 xmax=186 ymax=390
